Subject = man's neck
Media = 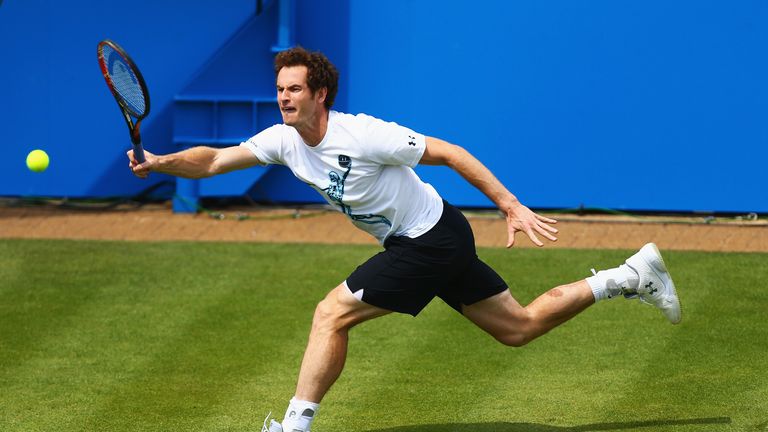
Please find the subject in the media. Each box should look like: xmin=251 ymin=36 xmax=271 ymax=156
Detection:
xmin=297 ymin=110 xmax=330 ymax=147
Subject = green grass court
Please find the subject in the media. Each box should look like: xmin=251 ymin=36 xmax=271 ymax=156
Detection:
xmin=1 ymin=239 xmax=766 ymax=431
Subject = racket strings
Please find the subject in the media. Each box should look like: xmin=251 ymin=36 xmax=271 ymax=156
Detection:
xmin=101 ymin=45 xmax=147 ymax=117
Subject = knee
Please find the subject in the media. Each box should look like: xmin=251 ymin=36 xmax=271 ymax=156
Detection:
xmin=311 ymin=297 xmax=348 ymax=333
xmin=494 ymin=332 xmax=533 ymax=348
xmin=492 ymin=315 xmax=536 ymax=348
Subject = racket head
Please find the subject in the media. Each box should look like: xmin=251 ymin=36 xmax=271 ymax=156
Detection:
xmin=97 ymin=40 xmax=150 ymax=120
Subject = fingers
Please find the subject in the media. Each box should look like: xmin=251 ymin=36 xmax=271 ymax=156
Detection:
xmin=540 ymin=222 xmax=559 ymax=234
xmin=531 ymin=213 xmax=558 ymax=238
xmin=128 ymin=160 xmax=149 ymax=178
xmin=536 ymin=213 xmax=558 ymax=225
xmin=533 ymin=222 xmax=558 ymax=242
xmin=506 ymin=226 xmax=516 ymax=248
xmin=506 ymin=215 xmax=558 ymax=248
xmin=508 ymin=228 xmax=546 ymax=248
xmin=127 ymin=162 xmax=149 ymax=179
xmin=525 ymin=228 xmax=545 ymax=247
xmin=126 ymin=149 xmax=150 ymax=179
xmin=534 ymin=214 xmax=559 ymax=243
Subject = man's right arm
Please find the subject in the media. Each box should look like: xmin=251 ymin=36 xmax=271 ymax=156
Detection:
xmin=128 ymin=145 xmax=260 ymax=179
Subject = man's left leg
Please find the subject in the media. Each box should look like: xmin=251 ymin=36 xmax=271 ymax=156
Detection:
xmin=462 ymin=243 xmax=681 ymax=346
xmin=462 ymin=280 xmax=594 ymax=347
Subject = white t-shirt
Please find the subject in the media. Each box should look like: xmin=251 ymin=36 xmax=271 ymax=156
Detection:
xmin=241 ymin=111 xmax=443 ymax=244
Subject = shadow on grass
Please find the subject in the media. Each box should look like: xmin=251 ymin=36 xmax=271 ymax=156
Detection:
xmin=366 ymin=416 xmax=732 ymax=432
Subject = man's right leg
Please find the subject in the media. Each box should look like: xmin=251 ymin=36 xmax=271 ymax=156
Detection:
xmin=295 ymin=283 xmax=391 ymax=402
xmin=268 ymin=283 xmax=390 ymax=432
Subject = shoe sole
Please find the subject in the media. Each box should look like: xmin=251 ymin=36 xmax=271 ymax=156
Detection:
xmin=640 ymin=243 xmax=682 ymax=324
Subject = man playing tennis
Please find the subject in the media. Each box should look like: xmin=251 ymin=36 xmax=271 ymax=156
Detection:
xmin=128 ymin=47 xmax=681 ymax=432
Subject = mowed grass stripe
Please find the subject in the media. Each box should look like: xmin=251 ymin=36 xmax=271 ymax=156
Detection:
xmin=0 ymin=240 xmax=127 ymax=374
xmin=0 ymin=240 xmax=166 ymax=430
xmin=0 ymin=240 xmax=246 ymax=429
xmin=77 ymin=242 xmax=380 ymax=432
xmin=78 ymin=246 xmax=294 ymax=431
xmin=87 ymin=241 xmax=379 ymax=432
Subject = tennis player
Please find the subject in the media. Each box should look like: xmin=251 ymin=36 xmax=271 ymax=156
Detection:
xmin=128 ymin=47 xmax=681 ymax=432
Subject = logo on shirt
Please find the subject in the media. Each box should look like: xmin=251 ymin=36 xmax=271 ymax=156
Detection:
xmin=338 ymin=154 xmax=351 ymax=168
xmin=322 ymin=155 xmax=392 ymax=227
xmin=407 ymin=135 xmax=416 ymax=146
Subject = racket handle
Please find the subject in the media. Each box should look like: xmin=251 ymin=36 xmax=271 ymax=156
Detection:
xmin=132 ymin=140 xmax=146 ymax=164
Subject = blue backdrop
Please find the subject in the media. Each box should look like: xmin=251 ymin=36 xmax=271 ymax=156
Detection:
xmin=1 ymin=0 xmax=766 ymax=213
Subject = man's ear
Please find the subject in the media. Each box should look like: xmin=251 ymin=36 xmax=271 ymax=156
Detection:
xmin=317 ymin=87 xmax=328 ymax=105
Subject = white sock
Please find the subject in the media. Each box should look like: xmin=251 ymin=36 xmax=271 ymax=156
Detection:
xmin=282 ymin=397 xmax=319 ymax=432
xmin=586 ymin=264 xmax=639 ymax=302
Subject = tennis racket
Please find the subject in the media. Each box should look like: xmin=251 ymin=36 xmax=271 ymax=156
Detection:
xmin=97 ymin=39 xmax=151 ymax=163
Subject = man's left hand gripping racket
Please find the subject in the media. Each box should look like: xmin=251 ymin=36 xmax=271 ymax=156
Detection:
xmin=97 ymin=40 xmax=151 ymax=164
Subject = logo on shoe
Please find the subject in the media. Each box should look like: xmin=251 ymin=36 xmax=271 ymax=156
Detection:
xmin=645 ymin=281 xmax=658 ymax=295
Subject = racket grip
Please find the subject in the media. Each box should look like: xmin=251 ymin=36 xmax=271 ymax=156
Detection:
xmin=132 ymin=141 xmax=146 ymax=164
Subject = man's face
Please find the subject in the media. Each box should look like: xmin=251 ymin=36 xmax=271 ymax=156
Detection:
xmin=276 ymin=65 xmax=326 ymax=128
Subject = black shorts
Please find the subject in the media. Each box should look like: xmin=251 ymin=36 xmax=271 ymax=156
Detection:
xmin=346 ymin=201 xmax=508 ymax=316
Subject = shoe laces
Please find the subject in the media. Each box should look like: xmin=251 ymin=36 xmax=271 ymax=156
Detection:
xmin=590 ymin=269 xmax=639 ymax=300
xmin=262 ymin=412 xmax=273 ymax=432
xmin=636 ymin=294 xmax=653 ymax=306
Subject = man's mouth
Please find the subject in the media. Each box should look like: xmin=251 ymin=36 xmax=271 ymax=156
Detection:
xmin=282 ymin=107 xmax=297 ymax=113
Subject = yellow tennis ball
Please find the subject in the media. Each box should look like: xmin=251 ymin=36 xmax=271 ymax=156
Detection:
xmin=26 ymin=149 xmax=50 ymax=173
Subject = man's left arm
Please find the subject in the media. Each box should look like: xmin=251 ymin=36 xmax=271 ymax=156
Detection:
xmin=420 ymin=136 xmax=558 ymax=248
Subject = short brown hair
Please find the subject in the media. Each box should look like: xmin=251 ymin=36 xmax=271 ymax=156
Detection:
xmin=274 ymin=47 xmax=339 ymax=110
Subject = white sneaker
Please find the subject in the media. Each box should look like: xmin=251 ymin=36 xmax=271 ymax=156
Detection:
xmin=262 ymin=413 xmax=283 ymax=432
xmin=261 ymin=412 xmax=314 ymax=432
xmin=625 ymin=243 xmax=682 ymax=324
